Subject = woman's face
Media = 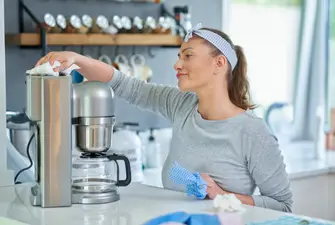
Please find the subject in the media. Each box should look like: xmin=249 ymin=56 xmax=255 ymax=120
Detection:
xmin=174 ymin=37 xmax=222 ymax=92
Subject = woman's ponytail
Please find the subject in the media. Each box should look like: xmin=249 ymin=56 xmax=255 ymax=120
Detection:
xmin=229 ymin=45 xmax=255 ymax=110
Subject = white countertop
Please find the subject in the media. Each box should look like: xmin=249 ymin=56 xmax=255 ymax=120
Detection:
xmin=285 ymin=151 xmax=335 ymax=180
xmin=0 ymin=183 xmax=334 ymax=225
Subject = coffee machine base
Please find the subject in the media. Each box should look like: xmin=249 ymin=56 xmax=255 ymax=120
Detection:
xmin=30 ymin=186 xmax=120 ymax=206
xmin=72 ymin=190 xmax=120 ymax=204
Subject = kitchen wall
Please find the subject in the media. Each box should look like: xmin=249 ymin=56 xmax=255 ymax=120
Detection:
xmin=4 ymin=0 xmax=222 ymax=130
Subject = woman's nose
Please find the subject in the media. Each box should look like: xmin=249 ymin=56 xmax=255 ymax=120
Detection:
xmin=174 ymin=59 xmax=182 ymax=71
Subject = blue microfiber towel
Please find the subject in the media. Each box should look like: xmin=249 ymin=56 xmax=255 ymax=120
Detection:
xmin=142 ymin=211 xmax=222 ymax=225
xmin=168 ymin=161 xmax=207 ymax=199
xmin=247 ymin=216 xmax=333 ymax=225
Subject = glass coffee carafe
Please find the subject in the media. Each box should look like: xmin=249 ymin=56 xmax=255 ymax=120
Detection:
xmin=72 ymin=152 xmax=131 ymax=204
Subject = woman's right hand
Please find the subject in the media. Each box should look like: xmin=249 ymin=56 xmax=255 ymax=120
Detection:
xmin=35 ymin=51 xmax=80 ymax=72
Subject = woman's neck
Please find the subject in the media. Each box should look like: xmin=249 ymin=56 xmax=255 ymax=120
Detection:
xmin=196 ymin=86 xmax=245 ymax=120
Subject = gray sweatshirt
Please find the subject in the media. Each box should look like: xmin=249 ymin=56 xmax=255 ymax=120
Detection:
xmin=109 ymin=70 xmax=293 ymax=212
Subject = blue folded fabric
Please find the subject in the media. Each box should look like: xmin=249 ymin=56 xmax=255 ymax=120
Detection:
xmin=142 ymin=211 xmax=222 ymax=225
xmin=168 ymin=161 xmax=207 ymax=199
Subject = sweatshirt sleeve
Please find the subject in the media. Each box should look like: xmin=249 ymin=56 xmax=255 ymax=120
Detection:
xmin=247 ymin=121 xmax=293 ymax=212
xmin=108 ymin=69 xmax=194 ymax=122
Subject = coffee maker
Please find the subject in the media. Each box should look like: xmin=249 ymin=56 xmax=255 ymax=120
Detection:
xmin=26 ymin=73 xmax=131 ymax=208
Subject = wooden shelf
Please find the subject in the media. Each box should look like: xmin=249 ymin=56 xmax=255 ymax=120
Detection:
xmin=5 ymin=33 xmax=183 ymax=47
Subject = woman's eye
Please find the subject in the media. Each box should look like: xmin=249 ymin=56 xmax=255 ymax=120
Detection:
xmin=185 ymin=54 xmax=192 ymax=59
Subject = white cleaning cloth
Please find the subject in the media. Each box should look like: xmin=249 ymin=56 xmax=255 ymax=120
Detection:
xmin=26 ymin=61 xmax=80 ymax=76
xmin=213 ymin=194 xmax=245 ymax=213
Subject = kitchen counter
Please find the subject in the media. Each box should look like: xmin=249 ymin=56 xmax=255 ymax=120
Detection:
xmin=0 ymin=183 xmax=334 ymax=225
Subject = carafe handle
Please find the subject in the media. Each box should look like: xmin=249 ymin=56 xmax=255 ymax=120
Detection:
xmin=107 ymin=154 xmax=132 ymax=186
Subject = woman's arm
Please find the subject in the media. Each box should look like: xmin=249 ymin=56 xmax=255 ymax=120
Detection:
xmin=75 ymin=54 xmax=115 ymax=83
xmin=36 ymin=51 xmax=194 ymax=122
xmin=75 ymin=53 xmax=194 ymax=122
xmin=200 ymin=174 xmax=255 ymax=206
xmin=246 ymin=121 xmax=293 ymax=212
xmin=109 ymin=70 xmax=195 ymax=122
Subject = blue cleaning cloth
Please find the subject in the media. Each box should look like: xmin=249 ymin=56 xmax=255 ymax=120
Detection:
xmin=168 ymin=161 xmax=207 ymax=199
xmin=247 ymin=216 xmax=333 ymax=225
xmin=71 ymin=70 xmax=84 ymax=83
xmin=143 ymin=211 xmax=222 ymax=225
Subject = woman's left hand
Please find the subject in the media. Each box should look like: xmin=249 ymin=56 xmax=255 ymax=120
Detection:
xmin=200 ymin=174 xmax=228 ymax=199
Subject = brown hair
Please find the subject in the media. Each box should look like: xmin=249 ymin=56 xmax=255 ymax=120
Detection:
xmin=200 ymin=28 xmax=256 ymax=110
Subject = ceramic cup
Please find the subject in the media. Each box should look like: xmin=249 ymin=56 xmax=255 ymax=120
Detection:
xmin=114 ymin=54 xmax=131 ymax=76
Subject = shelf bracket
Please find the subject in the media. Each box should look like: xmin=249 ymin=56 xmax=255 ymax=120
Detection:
xmin=18 ymin=0 xmax=47 ymax=56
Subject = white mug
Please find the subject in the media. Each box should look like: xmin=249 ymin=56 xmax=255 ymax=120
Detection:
xmin=98 ymin=54 xmax=112 ymax=65
xmin=114 ymin=54 xmax=131 ymax=76
xmin=130 ymin=54 xmax=146 ymax=79
xmin=130 ymin=54 xmax=153 ymax=81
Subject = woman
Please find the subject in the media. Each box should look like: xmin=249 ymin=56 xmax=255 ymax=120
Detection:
xmin=35 ymin=23 xmax=293 ymax=212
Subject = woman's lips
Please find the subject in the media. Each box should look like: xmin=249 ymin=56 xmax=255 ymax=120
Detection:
xmin=176 ymin=73 xmax=187 ymax=78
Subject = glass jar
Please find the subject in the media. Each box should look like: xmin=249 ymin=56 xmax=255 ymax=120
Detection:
xmin=91 ymin=15 xmax=109 ymax=33
xmin=120 ymin=16 xmax=132 ymax=33
xmin=143 ymin=16 xmax=157 ymax=34
xmin=36 ymin=13 xmax=56 ymax=33
xmin=66 ymin=15 xmax=82 ymax=33
xmin=55 ymin=14 xmax=67 ymax=33
xmin=81 ymin=14 xmax=93 ymax=33
xmin=131 ymin=16 xmax=143 ymax=33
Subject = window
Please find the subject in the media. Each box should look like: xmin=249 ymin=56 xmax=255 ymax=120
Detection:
xmin=326 ymin=1 xmax=335 ymax=125
xmin=228 ymin=0 xmax=302 ymax=120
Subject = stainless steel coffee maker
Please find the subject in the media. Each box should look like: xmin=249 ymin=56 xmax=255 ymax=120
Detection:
xmin=26 ymin=73 xmax=131 ymax=208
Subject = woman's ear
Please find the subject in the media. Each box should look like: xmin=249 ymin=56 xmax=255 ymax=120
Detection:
xmin=216 ymin=55 xmax=227 ymax=69
xmin=213 ymin=55 xmax=227 ymax=75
